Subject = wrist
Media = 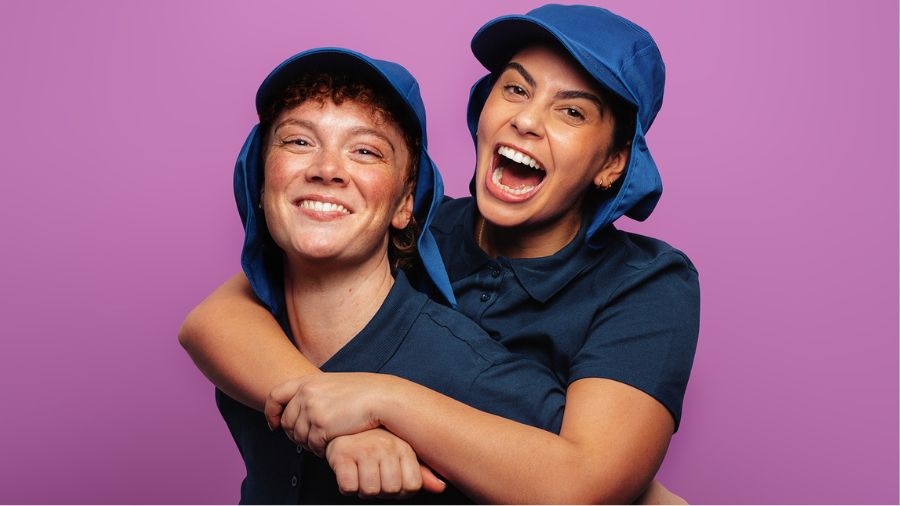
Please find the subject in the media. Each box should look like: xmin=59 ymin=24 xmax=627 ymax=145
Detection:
xmin=369 ymin=374 xmax=409 ymax=427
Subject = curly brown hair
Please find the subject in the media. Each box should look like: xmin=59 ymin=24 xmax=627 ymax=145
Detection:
xmin=259 ymin=72 xmax=421 ymax=271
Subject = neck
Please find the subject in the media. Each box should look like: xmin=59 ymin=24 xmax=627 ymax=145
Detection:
xmin=476 ymin=212 xmax=581 ymax=259
xmin=283 ymin=252 xmax=395 ymax=367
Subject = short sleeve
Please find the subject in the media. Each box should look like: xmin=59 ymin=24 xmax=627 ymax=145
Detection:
xmin=467 ymin=352 xmax=567 ymax=434
xmin=568 ymin=251 xmax=700 ymax=430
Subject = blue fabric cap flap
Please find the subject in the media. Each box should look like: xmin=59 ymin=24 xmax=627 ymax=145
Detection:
xmin=467 ymin=4 xmax=666 ymax=247
xmin=235 ymin=48 xmax=456 ymax=312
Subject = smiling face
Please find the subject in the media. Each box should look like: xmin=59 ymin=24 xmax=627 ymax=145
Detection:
xmin=474 ymin=44 xmax=630 ymax=255
xmin=262 ymin=98 xmax=413 ymax=268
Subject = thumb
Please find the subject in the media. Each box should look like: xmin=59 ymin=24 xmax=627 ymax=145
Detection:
xmin=419 ymin=464 xmax=447 ymax=494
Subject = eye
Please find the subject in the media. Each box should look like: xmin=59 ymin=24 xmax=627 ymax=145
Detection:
xmin=502 ymin=84 xmax=528 ymax=101
xmin=280 ymin=136 xmax=314 ymax=150
xmin=563 ymin=107 xmax=585 ymax=120
xmin=505 ymin=85 xmax=526 ymax=95
xmin=351 ymin=146 xmax=385 ymax=161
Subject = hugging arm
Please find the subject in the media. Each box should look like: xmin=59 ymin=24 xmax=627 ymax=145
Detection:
xmin=181 ymin=269 xmax=695 ymax=503
xmin=271 ymin=372 xmax=673 ymax=504
xmin=269 ymin=253 xmax=699 ymax=504
xmin=178 ymin=272 xmax=445 ymax=496
xmin=178 ymin=272 xmax=318 ymax=411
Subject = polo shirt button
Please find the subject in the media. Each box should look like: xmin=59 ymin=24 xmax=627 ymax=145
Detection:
xmin=490 ymin=269 xmax=500 ymax=278
xmin=291 ymin=475 xmax=298 ymax=487
xmin=480 ymin=293 xmax=490 ymax=302
xmin=296 ymin=445 xmax=303 ymax=454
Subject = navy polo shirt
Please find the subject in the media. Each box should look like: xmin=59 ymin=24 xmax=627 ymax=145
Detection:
xmin=217 ymin=271 xmax=565 ymax=504
xmin=431 ymin=197 xmax=699 ymax=429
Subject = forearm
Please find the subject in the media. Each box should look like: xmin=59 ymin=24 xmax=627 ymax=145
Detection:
xmin=178 ymin=272 xmax=319 ymax=410
xmin=378 ymin=377 xmax=670 ymax=504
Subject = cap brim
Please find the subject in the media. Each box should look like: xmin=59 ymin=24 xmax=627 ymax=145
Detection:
xmin=256 ymin=48 xmax=389 ymax=115
xmin=470 ymin=15 xmax=633 ymax=105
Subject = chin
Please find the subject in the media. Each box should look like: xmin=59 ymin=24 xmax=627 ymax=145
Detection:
xmin=476 ymin=195 xmax=532 ymax=230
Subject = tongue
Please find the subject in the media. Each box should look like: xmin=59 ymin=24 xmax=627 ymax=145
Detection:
xmin=499 ymin=158 xmax=544 ymax=189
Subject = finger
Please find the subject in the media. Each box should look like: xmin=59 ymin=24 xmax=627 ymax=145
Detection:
xmin=356 ymin=454 xmax=381 ymax=499
xmin=419 ymin=465 xmax=447 ymax=494
xmin=266 ymin=378 xmax=303 ymax=430
xmin=377 ymin=454 xmax=403 ymax=496
xmin=307 ymin=424 xmax=329 ymax=458
xmin=280 ymin=394 xmax=304 ymax=444
xmin=330 ymin=456 xmax=360 ymax=496
xmin=399 ymin=450 xmax=423 ymax=496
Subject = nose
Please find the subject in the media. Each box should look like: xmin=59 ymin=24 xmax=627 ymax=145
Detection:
xmin=509 ymin=101 xmax=545 ymax=138
xmin=305 ymin=149 xmax=348 ymax=186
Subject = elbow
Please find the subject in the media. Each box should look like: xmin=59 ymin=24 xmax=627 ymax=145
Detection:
xmin=177 ymin=307 xmax=202 ymax=353
xmin=540 ymin=465 xmax=649 ymax=505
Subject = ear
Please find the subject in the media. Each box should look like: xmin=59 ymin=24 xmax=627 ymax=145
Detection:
xmin=391 ymin=191 xmax=414 ymax=230
xmin=593 ymin=145 xmax=630 ymax=188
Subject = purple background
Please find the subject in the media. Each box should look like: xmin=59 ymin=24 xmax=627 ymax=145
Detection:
xmin=1 ymin=1 xmax=897 ymax=503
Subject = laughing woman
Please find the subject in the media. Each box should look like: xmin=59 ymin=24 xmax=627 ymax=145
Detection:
xmin=182 ymin=5 xmax=699 ymax=504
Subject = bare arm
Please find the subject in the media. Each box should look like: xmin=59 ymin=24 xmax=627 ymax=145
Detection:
xmin=178 ymin=273 xmax=445 ymax=496
xmin=385 ymin=377 xmax=673 ymax=504
xmin=181 ymin=273 xmax=681 ymax=502
xmin=178 ymin=272 xmax=319 ymax=410
xmin=273 ymin=373 xmax=673 ymax=504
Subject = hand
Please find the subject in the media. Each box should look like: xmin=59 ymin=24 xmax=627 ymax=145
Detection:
xmin=326 ymin=428 xmax=447 ymax=499
xmin=265 ymin=373 xmax=400 ymax=456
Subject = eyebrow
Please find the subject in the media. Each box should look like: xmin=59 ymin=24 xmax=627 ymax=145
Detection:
xmin=347 ymin=126 xmax=396 ymax=153
xmin=273 ymin=117 xmax=314 ymax=133
xmin=502 ymin=62 xmax=606 ymax=116
xmin=502 ymin=62 xmax=537 ymax=89
xmin=273 ymin=119 xmax=397 ymax=152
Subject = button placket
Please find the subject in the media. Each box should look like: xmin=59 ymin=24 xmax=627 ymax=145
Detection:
xmin=479 ymin=262 xmax=504 ymax=303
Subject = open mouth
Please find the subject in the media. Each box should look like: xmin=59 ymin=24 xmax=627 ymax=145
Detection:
xmin=490 ymin=145 xmax=545 ymax=197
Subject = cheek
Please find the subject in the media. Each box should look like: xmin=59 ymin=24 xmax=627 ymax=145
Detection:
xmin=263 ymin=154 xmax=300 ymax=194
xmin=357 ymin=171 xmax=405 ymax=209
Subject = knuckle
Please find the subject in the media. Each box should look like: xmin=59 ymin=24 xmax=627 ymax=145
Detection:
xmin=359 ymin=484 xmax=381 ymax=497
xmin=336 ymin=479 xmax=357 ymax=495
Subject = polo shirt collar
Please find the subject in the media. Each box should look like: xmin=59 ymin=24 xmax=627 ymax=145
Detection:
xmin=444 ymin=201 xmax=494 ymax=281
xmin=444 ymin=200 xmax=614 ymax=304
xmin=320 ymin=271 xmax=428 ymax=373
xmin=508 ymin=221 xmax=612 ymax=303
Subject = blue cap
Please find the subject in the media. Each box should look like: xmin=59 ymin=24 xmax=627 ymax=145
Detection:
xmin=467 ymin=4 xmax=666 ymax=246
xmin=234 ymin=48 xmax=456 ymax=311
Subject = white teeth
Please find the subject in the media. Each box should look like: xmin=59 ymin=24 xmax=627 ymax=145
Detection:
xmin=299 ymin=200 xmax=349 ymax=214
xmin=497 ymin=146 xmax=542 ymax=171
xmin=491 ymin=167 xmax=536 ymax=195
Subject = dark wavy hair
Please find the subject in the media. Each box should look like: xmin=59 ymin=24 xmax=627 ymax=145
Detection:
xmin=259 ymin=72 xmax=421 ymax=271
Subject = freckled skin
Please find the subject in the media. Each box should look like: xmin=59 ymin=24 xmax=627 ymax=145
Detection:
xmin=262 ymin=99 xmax=413 ymax=269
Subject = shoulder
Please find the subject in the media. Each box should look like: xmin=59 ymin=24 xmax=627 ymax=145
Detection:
xmin=597 ymin=230 xmax=699 ymax=300
xmin=410 ymin=299 xmax=566 ymax=432
xmin=413 ymin=298 xmax=512 ymax=364
xmin=400 ymin=296 xmax=554 ymax=377
xmin=610 ymin=230 xmax=696 ymax=273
